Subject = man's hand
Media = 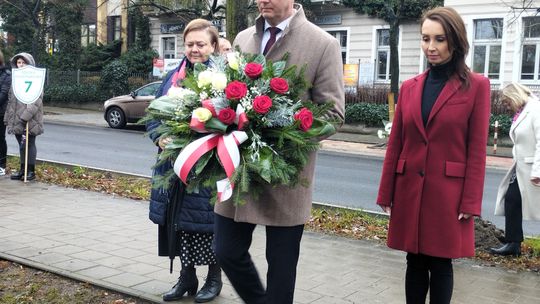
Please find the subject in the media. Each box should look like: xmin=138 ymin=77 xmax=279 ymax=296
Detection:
xmin=381 ymin=206 xmax=391 ymax=216
xmin=531 ymin=176 xmax=540 ymax=187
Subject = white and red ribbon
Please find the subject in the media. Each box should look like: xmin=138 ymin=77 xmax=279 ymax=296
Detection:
xmin=173 ymin=130 xmax=248 ymax=202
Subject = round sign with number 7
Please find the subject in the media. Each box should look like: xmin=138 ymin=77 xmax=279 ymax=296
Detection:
xmin=12 ymin=65 xmax=46 ymax=104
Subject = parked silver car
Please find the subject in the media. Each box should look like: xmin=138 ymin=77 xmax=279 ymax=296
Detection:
xmin=103 ymin=81 xmax=162 ymax=128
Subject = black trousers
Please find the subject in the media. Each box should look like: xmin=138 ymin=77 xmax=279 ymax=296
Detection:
xmin=0 ymin=115 xmax=6 ymax=168
xmin=405 ymin=253 xmax=453 ymax=304
xmin=15 ymin=134 xmax=37 ymax=166
xmin=504 ymin=178 xmax=523 ymax=242
xmin=213 ymin=214 xmax=304 ymax=304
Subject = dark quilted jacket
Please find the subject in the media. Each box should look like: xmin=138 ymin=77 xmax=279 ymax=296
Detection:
xmin=0 ymin=66 xmax=11 ymax=114
xmin=147 ymin=57 xmax=215 ymax=234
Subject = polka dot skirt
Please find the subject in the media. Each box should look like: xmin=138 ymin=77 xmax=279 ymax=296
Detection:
xmin=179 ymin=231 xmax=217 ymax=266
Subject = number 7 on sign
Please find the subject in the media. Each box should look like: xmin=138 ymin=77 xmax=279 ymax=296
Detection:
xmin=24 ymin=81 xmax=32 ymax=92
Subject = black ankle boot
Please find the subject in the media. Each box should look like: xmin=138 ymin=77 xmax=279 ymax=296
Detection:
xmin=26 ymin=165 xmax=36 ymax=181
xmin=489 ymin=242 xmax=521 ymax=256
xmin=10 ymin=164 xmax=24 ymax=180
xmin=163 ymin=266 xmax=198 ymax=301
xmin=195 ymin=264 xmax=222 ymax=303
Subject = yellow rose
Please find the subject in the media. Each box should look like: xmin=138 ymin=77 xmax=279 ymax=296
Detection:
xmin=198 ymin=71 xmax=213 ymax=87
xmin=227 ymin=52 xmax=239 ymax=70
xmin=193 ymin=107 xmax=213 ymax=122
xmin=212 ymin=72 xmax=228 ymax=91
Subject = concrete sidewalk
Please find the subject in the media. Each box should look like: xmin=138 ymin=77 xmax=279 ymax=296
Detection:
xmin=1 ymin=178 xmax=540 ymax=304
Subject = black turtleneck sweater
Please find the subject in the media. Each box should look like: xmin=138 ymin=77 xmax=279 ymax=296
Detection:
xmin=421 ymin=62 xmax=453 ymax=126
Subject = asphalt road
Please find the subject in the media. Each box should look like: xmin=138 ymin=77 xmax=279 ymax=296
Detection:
xmin=6 ymin=122 xmax=540 ymax=236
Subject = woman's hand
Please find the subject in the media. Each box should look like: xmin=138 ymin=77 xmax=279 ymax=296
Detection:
xmin=158 ymin=136 xmax=173 ymax=150
xmin=381 ymin=206 xmax=391 ymax=216
xmin=531 ymin=176 xmax=540 ymax=187
xmin=458 ymin=213 xmax=472 ymax=220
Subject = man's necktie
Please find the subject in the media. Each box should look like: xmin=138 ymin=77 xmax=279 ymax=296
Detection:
xmin=263 ymin=27 xmax=281 ymax=55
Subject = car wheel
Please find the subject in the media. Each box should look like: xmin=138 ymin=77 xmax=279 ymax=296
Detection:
xmin=106 ymin=107 xmax=126 ymax=129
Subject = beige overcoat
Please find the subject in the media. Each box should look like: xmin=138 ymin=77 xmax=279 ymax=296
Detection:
xmin=495 ymin=97 xmax=540 ymax=220
xmin=214 ymin=4 xmax=345 ymax=226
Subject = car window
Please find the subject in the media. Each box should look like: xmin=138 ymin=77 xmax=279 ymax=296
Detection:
xmin=137 ymin=83 xmax=160 ymax=96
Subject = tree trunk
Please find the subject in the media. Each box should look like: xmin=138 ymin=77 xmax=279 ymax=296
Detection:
xmin=226 ymin=0 xmax=249 ymax=43
xmin=389 ymin=20 xmax=400 ymax=98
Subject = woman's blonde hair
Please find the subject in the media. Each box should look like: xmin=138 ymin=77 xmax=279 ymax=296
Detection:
xmin=183 ymin=19 xmax=219 ymax=53
xmin=501 ymin=82 xmax=533 ymax=112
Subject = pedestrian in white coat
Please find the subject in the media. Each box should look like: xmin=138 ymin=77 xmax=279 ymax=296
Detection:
xmin=491 ymin=82 xmax=540 ymax=256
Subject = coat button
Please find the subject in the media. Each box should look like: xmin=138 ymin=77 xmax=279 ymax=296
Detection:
xmin=418 ymin=171 xmax=425 ymax=177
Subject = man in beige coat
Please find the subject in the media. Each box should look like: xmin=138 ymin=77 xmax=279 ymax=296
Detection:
xmin=213 ymin=1 xmax=345 ymax=303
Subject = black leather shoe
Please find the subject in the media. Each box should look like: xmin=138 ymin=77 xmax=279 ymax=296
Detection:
xmin=10 ymin=171 xmax=24 ymax=180
xmin=25 ymin=172 xmax=36 ymax=181
xmin=489 ymin=242 xmax=521 ymax=256
xmin=163 ymin=267 xmax=198 ymax=301
xmin=195 ymin=266 xmax=222 ymax=303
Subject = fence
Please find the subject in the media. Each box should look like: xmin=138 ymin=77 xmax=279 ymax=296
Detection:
xmin=46 ymin=70 xmax=160 ymax=91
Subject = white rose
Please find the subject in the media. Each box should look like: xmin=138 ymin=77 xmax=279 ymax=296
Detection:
xmin=211 ymin=72 xmax=228 ymax=91
xmin=198 ymin=70 xmax=213 ymax=87
xmin=227 ymin=52 xmax=240 ymax=70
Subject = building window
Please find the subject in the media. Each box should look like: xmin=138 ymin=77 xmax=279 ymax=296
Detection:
xmin=81 ymin=24 xmax=96 ymax=47
xmin=327 ymin=30 xmax=347 ymax=64
xmin=376 ymin=29 xmax=391 ymax=81
xmin=107 ymin=16 xmax=121 ymax=42
xmin=521 ymin=16 xmax=540 ymax=80
xmin=162 ymin=37 xmax=176 ymax=59
xmin=112 ymin=16 xmax=121 ymax=40
xmin=472 ymin=18 xmax=503 ymax=80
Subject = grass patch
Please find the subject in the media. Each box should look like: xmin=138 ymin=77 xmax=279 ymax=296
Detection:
xmin=524 ymin=238 xmax=540 ymax=258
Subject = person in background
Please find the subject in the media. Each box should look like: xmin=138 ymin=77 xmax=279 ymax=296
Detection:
xmin=212 ymin=1 xmax=345 ymax=303
xmin=146 ymin=19 xmax=222 ymax=303
xmin=491 ymin=82 xmax=540 ymax=256
xmin=376 ymin=7 xmax=491 ymax=304
xmin=4 ymin=52 xmax=43 ymax=181
xmin=218 ymin=37 xmax=232 ymax=54
xmin=0 ymin=50 xmax=11 ymax=176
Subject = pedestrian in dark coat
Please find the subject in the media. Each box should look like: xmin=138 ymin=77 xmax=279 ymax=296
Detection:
xmin=146 ymin=19 xmax=223 ymax=303
xmin=0 ymin=50 xmax=11 ymax=176
xmin=376 ymin=7 xmax=491 ymax=304
xmin=3 ymin=52 xmax=43 ymax=181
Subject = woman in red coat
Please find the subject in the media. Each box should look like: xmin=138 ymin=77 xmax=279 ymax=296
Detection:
xmin=376 ymin=7 xmax=491 ymax=304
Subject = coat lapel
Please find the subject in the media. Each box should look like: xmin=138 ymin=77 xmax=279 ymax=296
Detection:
xmin=510 ymin=101 xmax=531 ymax=141
xmin=410 ymin=72 xmax=428 ymax=141
xmin=426 ymin=76 xmax=461 ymax=127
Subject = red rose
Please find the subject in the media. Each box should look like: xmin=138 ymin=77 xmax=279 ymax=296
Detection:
xmin=252 ymin=95 xmax=273 ymax=114
xmin=270 ymin=77 xmax=289 ymax=94
xmin=294 ymin=108 xmax=313 ymax=131
xmin=218 ymin=107 xmax=236 ymax=125
xmin=244 ymin=63 xmax=263 ymax=79
xmin=225 ymin=81 xmax=248 ymax=100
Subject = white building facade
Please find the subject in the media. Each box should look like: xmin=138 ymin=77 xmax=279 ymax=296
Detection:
xmin=447 ymin=0 xmax=540 ymax=89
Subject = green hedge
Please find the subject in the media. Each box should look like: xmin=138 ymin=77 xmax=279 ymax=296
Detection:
xmin=44 ymin=84 xmax=107 ymax=104
xmin=345 ymin=103 xmax=389 ymax=127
